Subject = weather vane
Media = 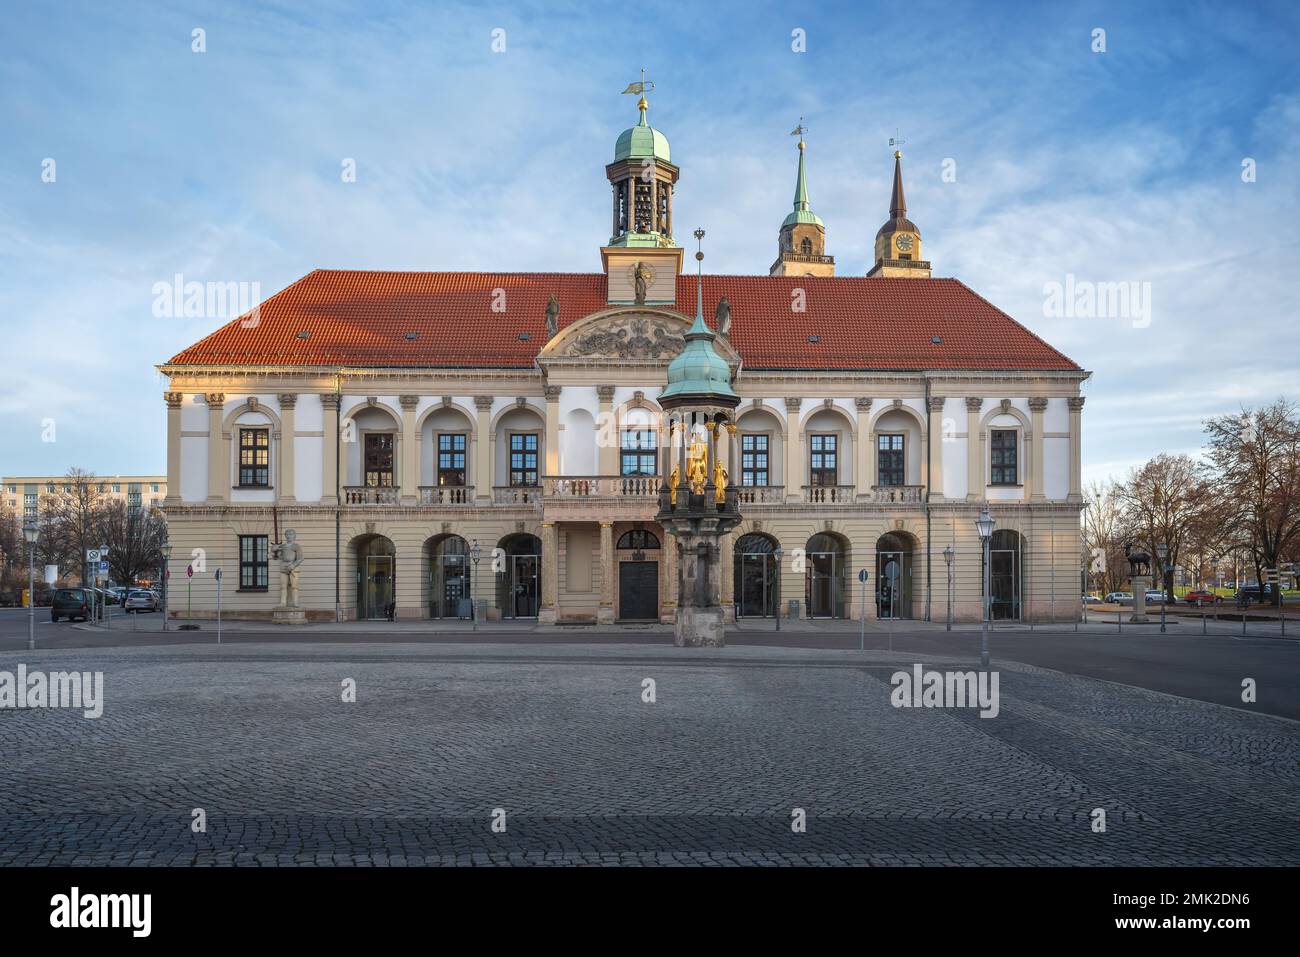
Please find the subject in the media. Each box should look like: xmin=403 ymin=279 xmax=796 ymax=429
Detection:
xmin=889 ymin=128 xmax=906 ymax=152
xmin=621 ymin=68 xmax=655 ymax=98
xmin=790 ymin=117 xmax=808 ymax=148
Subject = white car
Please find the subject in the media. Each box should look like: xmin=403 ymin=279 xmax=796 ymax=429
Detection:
xmin=1104 ymin=592 xmax=1133 ymax=604
xmin=1145 ymin=589 xmax=1169 ymax=604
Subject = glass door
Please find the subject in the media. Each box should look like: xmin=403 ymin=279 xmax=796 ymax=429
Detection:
xmin=990 ymin=548 xmax=1020 ymax=621
xmin=807 ymin=551 xmax=838 ymax=618
xmin=739 ymin=553 xmax=776 ymax=617
xmin=511 ymin=554 xmax=539 ymax=619
xmin=364 ymin=556 xmax=394 ymax=619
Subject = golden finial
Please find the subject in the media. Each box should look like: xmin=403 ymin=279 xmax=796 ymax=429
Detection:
xmin=894 ymin=149 xmax=902 ymax=159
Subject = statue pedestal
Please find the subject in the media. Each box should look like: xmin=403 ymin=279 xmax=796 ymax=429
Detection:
xmin=271 ymin=606 xmax=308 ymax=625
xmin=1129 ymin=575 xmax=1151 ymax=623
xmin=664 ymin=519 xmax=734 ymax=648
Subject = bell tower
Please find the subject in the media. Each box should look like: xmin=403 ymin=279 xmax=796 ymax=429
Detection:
xmin=601 ymin=72 xmax=682 ymax=305
xmin=770 ymin=122 xmax=834 ymax=277
xmin=867 ymin=151 xmax=931 ymax=279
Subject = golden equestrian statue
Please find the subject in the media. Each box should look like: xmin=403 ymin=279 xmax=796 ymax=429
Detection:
xmin=686 ymin=432 xmax=710 ymax=495
xmin=668 ymin=466 xmax=680 ymax=506
xmin=713 ymin=461 xmax=728 ymax=504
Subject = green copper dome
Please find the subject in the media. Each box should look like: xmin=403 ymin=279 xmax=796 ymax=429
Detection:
xmin=615 ymin=100 xmax=671 ymax=162
xmin=660 ymin=307 xmax=737 ymax=402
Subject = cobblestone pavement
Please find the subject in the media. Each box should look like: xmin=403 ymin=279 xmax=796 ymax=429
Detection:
xmin=0 ymin=643 xmax=1296 ymax=866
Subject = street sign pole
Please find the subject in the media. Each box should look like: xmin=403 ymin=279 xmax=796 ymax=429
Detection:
xmin=186 ymin=563 xmax=194 ymax=628
xmin=215 ymin=568 xmax=222 ymax=646
xmin=858 ymin=569 xmax=869 ymax=652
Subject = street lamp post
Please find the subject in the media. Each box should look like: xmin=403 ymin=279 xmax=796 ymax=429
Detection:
xmin=160 ymin=541 xmax=172 ymax=632
xmin=1156 ymin=542 xmax=1169 ymax=634
xmin=23 ymin=523 xmax=38 ymax=651
xmin=976 ymin=507 xmax=995 ymax=669
xmin=470 ymin=540 xmax=482 ymax=633
xmin=774 ymin=546 xmax=784 ymax=632
xmin=942 ymin=544 xmax=954 ymax=632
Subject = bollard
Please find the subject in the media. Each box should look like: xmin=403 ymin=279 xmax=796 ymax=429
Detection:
xmin=1202 ymin=611 xmax=1206 ymax=635
xmin=1117 ymin=609 xmax=1122 ymax=633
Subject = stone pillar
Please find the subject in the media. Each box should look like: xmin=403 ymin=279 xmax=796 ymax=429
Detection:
xmin=784 ymin=396 xmax=803 ymax=503
xmin=597 ymin=385 xmax=616 ymax=475
xmin=539 ymin=522 xmax=559 ymax=624
xmin=854 ymin=397 xmax=872 ymax=500
xmin=927 ymin=396 xmax=945 ymax=502
xmin=474 ymin=396 xmax=493 ymax=503
xmin=598 ymin=521 xmax=615 ymax=624
xmin=1067 ymin=396 xmax=1085 ymax=502
xmin=321 ymin=393 xmax=341 ymax=505
xmin=205 ymin=393 xmax=225 ymax=502
xmin=1028 ymin=396 xmax=1047 ymax=501
xmin=544 ymin=386 xmax=562 ymax=477
xmin=278 ymin=393 xmax=297 ymax=503
xmin=720 ymin=529 xmax=735 ymax=620
xmin=164 ymin=392 xmax=183 ymax=503
xmin=661 ymin=526 xmax=678 ymax=622
xmin=399 ymin=394 xmax=419 ymax=504
xmin=965 ymin=397 xmax=983 ymax=501
xmin=1129 ymin=574 xmax=1151 ymax=623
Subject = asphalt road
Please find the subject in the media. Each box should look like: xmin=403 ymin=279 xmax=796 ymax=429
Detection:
xmin=1 ymin=607 xmax=1296 ymax=721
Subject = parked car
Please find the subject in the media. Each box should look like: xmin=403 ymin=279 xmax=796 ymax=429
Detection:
xmin=51 ymin=587 xmax=91 ymax=622
xmin=1235 ymin=584 xmax=1277 ymax=605
xmin=1183 ymin=589 xmax=1223 ymax=607
xmin=1103 ymin=592 xmax=1133 ymax=604
xmin=1082 ymin=595 xmax=1104 ymax=605
xmin=123 ymin=589 xmax=159 ymax=613
xmin=1145 ymin=589 xmax=1170 ymax=605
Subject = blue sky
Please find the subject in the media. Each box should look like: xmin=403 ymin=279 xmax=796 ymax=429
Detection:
xmin=2 ymin=0 xmax=1297 ymax=483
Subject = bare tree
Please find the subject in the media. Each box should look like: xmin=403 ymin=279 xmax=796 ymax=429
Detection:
xmin=1083 ymin=479 xmax=1126 ymax=595
xmin=1203 ymin=399 xmax=1300 ymax=606
xmin=1118 ymin=454 xmax=1209 ymax=600
xmin=41 ymin=468 xmax=107 ymax=583
xmin=99 ymin=501 xmax=167 ymax=590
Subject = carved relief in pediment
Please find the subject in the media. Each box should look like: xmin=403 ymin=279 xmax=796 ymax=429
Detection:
xmin=561 ymin=314 xmax=686 ymax=359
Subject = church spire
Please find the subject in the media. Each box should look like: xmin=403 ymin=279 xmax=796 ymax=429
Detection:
xmin=769 ymin=120 xmax=833 ymax=277
xmin=867 ymin=149 xmax=930 ymax=279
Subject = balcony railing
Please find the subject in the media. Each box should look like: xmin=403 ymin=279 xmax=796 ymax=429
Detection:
xmin=736 ymin=485 xmax=785 ymax=505
xmin=869 ymin=484 xmax=924 ymax=504
xmin=418 ymin=485 xmax=474 ymax=505
xmin=542 ymin=475 xmax=662 ymax=499
xmin=343 ymin=485 xmax=400 ymax=505
xmin=801 ymin=484 xmax=855 ymax=504
xmin=493 ymin=485 xmax=542 ymax=505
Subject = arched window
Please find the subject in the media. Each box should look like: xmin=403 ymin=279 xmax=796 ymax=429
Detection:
xmin=616 ymin=529 xmax=660 ymax=550
xmin=800 ymin=237 xmax=813 ymax=256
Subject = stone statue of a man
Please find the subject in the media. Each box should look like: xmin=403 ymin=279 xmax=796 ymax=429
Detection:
xmin=273 ymin=528 xmax=304 ymax=607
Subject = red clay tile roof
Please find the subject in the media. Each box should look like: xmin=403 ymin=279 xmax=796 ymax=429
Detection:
xmin=165 ymin=269 xmax=1080 ymax=372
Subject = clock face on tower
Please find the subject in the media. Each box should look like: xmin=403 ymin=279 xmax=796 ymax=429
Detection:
xmin=895 ymin=234 xmax=914 ymax=253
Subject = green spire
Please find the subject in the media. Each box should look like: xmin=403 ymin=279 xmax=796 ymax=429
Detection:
xmin=781 ymin=137 xmax=824 ymax=229
xmin=661 ymin=229 xmax=737 ymax=402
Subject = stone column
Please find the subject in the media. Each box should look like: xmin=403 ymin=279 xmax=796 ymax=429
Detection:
xmin=965 ymin=397 xmax=983 ymax=502
xmin=205 ymin=393 xmax=225 ymax=502
xmin=854 ymin=397 xmax=872 ymax=500
xmin=661 ymin=527 xmax=677 ymax=622
xmin=164 ymin=392 xmax=183 ymax=503
xmin=927 ymin=396 xmax=945 ymax=502
xmin=321 ymin=393 xmax=341 ymax=505
xmin=1067 ymin=396 xmax=1085 ymax=502
xmin=474 ymin=396 xmax=493 ymax=503
xmin=597 ymin=385 xmax=617 ymax=475
xmin=399 ymin=394 xmax=419 ymax=504
xmin=544 ymin=385 xmax=562 ymax=477
xmin=278 ymin=393 xmax=297 ymax=503
xmin=1029 ymin=397 xmax=1047 ymax=501
xmin=784 ymin=396 xmax=803 ymax=503
xmin=720 ymin=529 xmax=735 ymax=620
xmin=539 ymin=522 xmax=559 ymax=624
xmin=598 ymin=521 xmax=615 ymax=624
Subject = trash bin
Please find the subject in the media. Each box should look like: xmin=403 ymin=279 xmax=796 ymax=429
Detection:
xmin=787 ymin=599 xmax=800 ymax=620
xmin=457 ymin=597 xmax=473 ymax=620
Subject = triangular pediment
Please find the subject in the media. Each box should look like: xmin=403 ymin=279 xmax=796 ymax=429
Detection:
xmin=537 ymin=305 xmax=740 ymax=369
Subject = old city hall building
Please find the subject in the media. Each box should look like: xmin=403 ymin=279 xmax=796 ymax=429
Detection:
xmin=158 ymin=94 xmax=1089 ymax=625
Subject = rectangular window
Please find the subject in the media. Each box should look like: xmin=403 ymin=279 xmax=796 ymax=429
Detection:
xmin=620 ymin=429 xmax=657 ymax=476
xmin=437 ymin=433 xmax=467 ymax=486
xmin=510 ymin=433 xmax=539 ymax=486
xmin=877 ymin=434 xmax=905 ymax=486
xmin=238 ymin=428 xmax=270 ymax=486
xmin=238 ymin=535 xmax=269 ymax=590
xmin=112 ymin=484 xmax=120 ymax=493
xmin=991 ymin=429 xmax=1018 ymax=485
xmin=809 ymin=434 xmax=838 ymax=486
xmin=741 ymin=433 xmax=769 ymax=487
xmin=23 ymin=492 xmax=37 ymax=520
xmin=151 ymin=484 xmax=159 ymax=493
xmin=127 ymin=491 xmax=142 ymax=514
xmin=364 ymin=433 xmax=394 ymax=487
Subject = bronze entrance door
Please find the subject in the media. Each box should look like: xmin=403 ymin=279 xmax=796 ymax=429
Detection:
xmin=618 ymin=561 xmax=659 ymax=620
